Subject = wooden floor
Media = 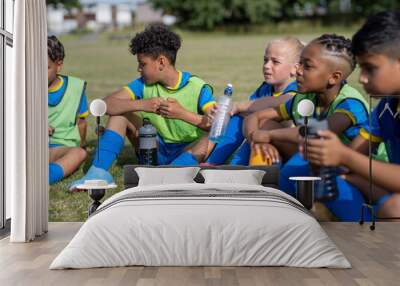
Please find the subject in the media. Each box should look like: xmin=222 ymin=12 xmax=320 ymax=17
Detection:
xmin=1 ymin=222 xmax=399 ymax=286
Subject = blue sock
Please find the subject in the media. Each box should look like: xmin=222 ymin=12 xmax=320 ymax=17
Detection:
xmin=230 ymin=140 xmax=251 ymax=165
xmin=206 ymin=115 xmax=245 ymax=165
xmin=49 ymin=163 xmax=64 ymax=185
xmin=170 ymin=152 xmax=198 ymax=166
xmin=92 ymin=129 xmax=125 ymax=171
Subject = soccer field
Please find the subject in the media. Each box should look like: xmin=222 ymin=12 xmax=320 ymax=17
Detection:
xmin=50 ymin=29 xmax=364 ymax=221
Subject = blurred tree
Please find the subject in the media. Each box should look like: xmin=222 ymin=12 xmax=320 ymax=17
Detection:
xmin=150 ymin=0 xmax=400 ymax=29
xmin=278 ymin=0 xmax=320 ymax=19
xmin=351 ymin=0 xmax=400 ymax=16
xmin=46 ymin=0 xmax=81 ymax=10
xmin=150 ymin=0 xmax=280 ymax=30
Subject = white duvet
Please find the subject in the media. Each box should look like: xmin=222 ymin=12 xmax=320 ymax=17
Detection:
xmin=50 ymin=183 xmax=350 ymax=269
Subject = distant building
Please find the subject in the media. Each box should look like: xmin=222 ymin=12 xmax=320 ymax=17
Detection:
xmin=134 ymin=2 xmax=176 ymax=26
xmin=47 ymin=6 xmax=78 ymax=34
xmin=48 ymin=0 xmax=139 ymax=34
xmin=47 ymin=0 xmax=176 ymax=34
xmin=134 ymin=2 xmax=162 ymax=24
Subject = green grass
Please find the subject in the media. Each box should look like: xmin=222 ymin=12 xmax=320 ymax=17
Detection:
xmin=50 ymin=29 xmax=365 ymax=222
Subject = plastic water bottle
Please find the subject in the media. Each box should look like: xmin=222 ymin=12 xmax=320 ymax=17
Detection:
xmin=313 ymin=166 xmax=338 ymax=202
xmin=138 ymin=118 xmax=158 ymax=165
xmin=306 ymin=119 xmax=338 ymax=202
xmin=209 ymin=84 xmax=233 ymax=142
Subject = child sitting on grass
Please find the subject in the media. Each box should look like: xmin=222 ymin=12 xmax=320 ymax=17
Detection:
xmin=196 ymin=37 xmax=304 ymax=165
xmin=304 ymin=11 xmax=400 ymax=219
xmin=70 ymin=24 xmax=216 ymax=190
xmin=244 ymin=34 xmax=370 ymax=221
xmin=48 ymin=35 xmax=88 ymax=185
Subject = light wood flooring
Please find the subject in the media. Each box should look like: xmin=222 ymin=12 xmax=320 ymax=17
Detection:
xmin=1 ymin=222 xmax=399 ymax=286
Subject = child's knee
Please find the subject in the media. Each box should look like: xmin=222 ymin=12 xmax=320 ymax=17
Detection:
xmin=74 ymin=147 xmax=87 ymax=162
xmin=107 ymin=115 xmax=134 ymax=133
xmin=189 ymin=148 xmax=208 ymax=162
xmin=379 ymin=194 xmax=400 ymax=217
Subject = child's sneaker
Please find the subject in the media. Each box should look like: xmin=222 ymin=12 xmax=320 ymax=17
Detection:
xmin=69 ymin=166 xmax=114 ymax=192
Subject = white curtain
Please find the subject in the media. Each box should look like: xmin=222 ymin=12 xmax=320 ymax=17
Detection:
xmin=8 ymin=0 xmax=48 ymax=242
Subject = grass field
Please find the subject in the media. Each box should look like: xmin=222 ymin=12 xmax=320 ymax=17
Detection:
xmin=50 ymin=28 xmax=365 ymax=222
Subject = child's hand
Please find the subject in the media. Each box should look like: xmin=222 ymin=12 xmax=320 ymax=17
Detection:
xmin=300 ymin=130 xmax=345 ymax=166
xmin=206 ymin=104 xmax=217 ymax=122
xmin=261 ymin=143 xmax=280 ymax=163
xmin=203 ymin=104 xmax=217 ymax=127
xmin=230 ymin=102 xmax=241 ymax=116
xmin=142 ymin=98 xmax=162 ymax=113
xmin=158 ymin=98 xmax=185 ymax=119
xmin=253 ymin=142 xmax=280 ymax=163
xmin=48 ymin=126 xmax=55 ymax=136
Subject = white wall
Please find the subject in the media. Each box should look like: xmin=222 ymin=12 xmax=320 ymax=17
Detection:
xmin=63 ymin=19 xmax=78 ymax=32
xmin=86 ymin=20 xmax=98 ymax=31
xmin=116 ymin=4 xmax=131 ymax=27
xmin=96 ymin=3 xmax=112 ymax=25
xmin=47 ymin=6 xmax=65 ymax=34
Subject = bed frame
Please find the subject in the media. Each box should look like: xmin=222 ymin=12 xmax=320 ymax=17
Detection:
xmin=123 ymin=165 xmax=280 ymax=189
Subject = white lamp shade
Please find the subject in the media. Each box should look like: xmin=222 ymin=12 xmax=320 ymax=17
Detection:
xmin=90 ymin=99 xmax=107 ymax=117
xmin=297 ymin=99 xmax=315 ymax=117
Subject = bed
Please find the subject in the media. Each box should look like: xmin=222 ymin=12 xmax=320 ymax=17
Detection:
xmin=50 ymin=165 xmax=350 ymax=269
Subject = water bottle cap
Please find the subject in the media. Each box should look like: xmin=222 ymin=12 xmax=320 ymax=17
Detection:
xmin=224 ymin=84 xmax=233 ymax=96
xmin=143 ymin=118 xmax=151 ymax=125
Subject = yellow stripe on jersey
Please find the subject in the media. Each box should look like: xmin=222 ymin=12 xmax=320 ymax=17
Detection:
xmin=123 ymin=86 xmax=136 ymax=100
xmin=335 ymin=109 xmax=357 ymax=125
xmin=78 ymin=111 xmax=89 ymax=119
xmin=202 ymin=101 xmax=216 ymax=113
xmin=360 ymin=128 xmax=383 ymax=143
xmin=279 ymin=103 xmax=290 ymax=120
xmin=49 ymin=75 xmax=64 ymax=92
xmin=171 ymin=71 xmax=182 ymax=90
xmin=273 ymin=91 xmax=296 ymax=97
xmin=273 ymin=92 xmax=282 ymax=97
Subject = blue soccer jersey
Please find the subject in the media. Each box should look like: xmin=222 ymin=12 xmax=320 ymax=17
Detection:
xmin=249 ymin=81 xmax=297 ymax=101
xmin=124 ymin=71 xmax=215 ymax=114
xmin=360 ymin=97 xmax=400 ymax=164
xmin=48 ymin=75 xmax=89 ymax=118
xmin=280 ymin=85 xmax=369 ymax=142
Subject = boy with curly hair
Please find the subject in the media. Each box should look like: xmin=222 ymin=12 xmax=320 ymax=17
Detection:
xmin=48 ymin=35 xmax=88 ymax=185
xmin=70 ymin=24 xmax=215 ymax=190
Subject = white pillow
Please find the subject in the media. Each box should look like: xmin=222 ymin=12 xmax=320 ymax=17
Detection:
xmin=136 ymin=167 xmax=200 ymax=186
xmin=200 ymin=169 xmax=266 ymax=185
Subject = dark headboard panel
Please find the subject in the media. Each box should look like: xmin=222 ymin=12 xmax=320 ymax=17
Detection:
xmin=123 ymin=165 xmax=280 ymax=189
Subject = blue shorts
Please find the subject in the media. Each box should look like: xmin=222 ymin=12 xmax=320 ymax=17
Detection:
xmin=230 ymin=140 xmax=251 ymax=165
xmin=157 ymin=136 xmax=192 ymax=165
xmin=49 ymin=143 xmax=64 ymax=148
